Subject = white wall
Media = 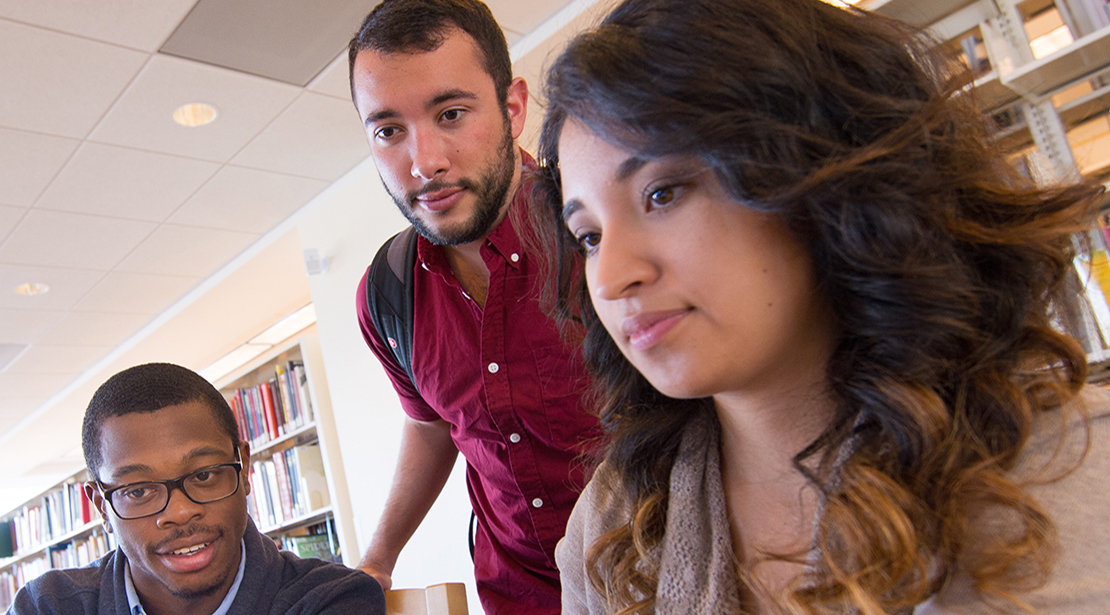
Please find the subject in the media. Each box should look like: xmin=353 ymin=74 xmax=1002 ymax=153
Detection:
xmin=297 ymin=162 xmax=479 ymax=610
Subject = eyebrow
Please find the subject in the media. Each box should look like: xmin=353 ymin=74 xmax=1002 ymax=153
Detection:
xmin=105 ymin=446 xmax=233 ymax=483
xmin=561 ymin=155 xmax=649 ymax=222
xmin=363 ymin=88 xmax=479 ymax=127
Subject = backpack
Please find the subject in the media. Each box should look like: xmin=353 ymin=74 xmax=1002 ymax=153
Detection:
xmin=365 ymin=226 xmax=419 ymax=394
xmin=365 ymin=225 xmax=480 ymax=558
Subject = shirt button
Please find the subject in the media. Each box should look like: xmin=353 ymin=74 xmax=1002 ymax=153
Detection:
xmin=510 ymin=253 xmax=520 ymax=262
xmin=461 ymin=290 xmax=471 ymax=300
xmin=488 ymin=362 xmax=499 ymax=373
xmin=421 ymin=262 xmax=430 ymax=271
xmin=532 ymin=498 xmax=543 ymax=508
xmin=509 ymin=433 xmax=521 ymax=443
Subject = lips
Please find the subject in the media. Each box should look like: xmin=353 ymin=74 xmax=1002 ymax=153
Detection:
xmin=621 ymin=309 xmax=691 ymax=351
xmin=415 ymin=186 xmax=465 ymax=212
xmin=153 ymin=531 xmax=221 ymax=574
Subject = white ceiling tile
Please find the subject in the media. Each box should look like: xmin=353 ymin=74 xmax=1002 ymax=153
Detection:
xmin=0 ymin=400 xmax=38 ymax=424
xmin=233 ymin=92 xmax=369 ymax=180
xmin=0 ymin=205 xmax=27 ymax=241
xmin=0 ymin=128 xmax=80 ymax=207
xmin=72 ymin=271 xmax=200 ymax=314
xmin=0 ymin=20 xmax=148 ymax=139
xmin=487 ymin=0 xmax=575 ymax=38
xmin=36 ymin=143 xmax=220 ymax=222
xmin=0 ymin=210 xmax=156 ymax=270
xmin=0 ymin=372 xmax=74 ymax=400
xmin=37 ymin=310 xmax=153 ymax=347
xmin=115 ymin=224 xmax=259 ymax=278
xmin=0 ymin=0 xmax=200 ymax=52
xmin=169 ymin=166 xmax=328 ymax=233
xmin=88 ymin=54 xmax=302 ymax=162
xmin=0 ymin=308 xmax=65 ymax=344
xmin=3 ymin=344 xmax=111 ymax=375
xmin=306 ymin=53 xmax=352 ymax=101
xmin=0 ymin=265 xmax=105 ymax=311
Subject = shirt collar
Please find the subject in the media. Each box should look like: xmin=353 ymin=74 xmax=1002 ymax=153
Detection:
xmin=416 ymin=149 xmax=537 ymax=275
xmin=124 ymin=540 xmax=247 ymax=615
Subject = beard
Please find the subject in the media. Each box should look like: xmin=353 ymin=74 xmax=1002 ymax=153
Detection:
xmin=384 ymin=114 xmax=516 ymax=246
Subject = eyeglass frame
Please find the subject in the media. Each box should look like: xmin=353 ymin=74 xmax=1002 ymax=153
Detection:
xmin=95 ymin=448 xmax=244 ymax=520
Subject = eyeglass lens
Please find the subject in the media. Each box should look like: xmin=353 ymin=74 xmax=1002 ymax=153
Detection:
xmin=110 ymin=465 xmax=239 ymax=519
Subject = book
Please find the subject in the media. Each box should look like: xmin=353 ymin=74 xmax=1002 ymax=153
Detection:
xmin=271 ymin=451 xmax=295 ymax=521
xmin=292 ymin=444 xmax=330 ymax=510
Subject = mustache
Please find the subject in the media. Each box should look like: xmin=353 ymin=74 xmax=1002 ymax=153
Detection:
xmin=406 ymin=179 xmax=475 ymax=203
xmin=148 ymin=525 xmax=224 ymax=554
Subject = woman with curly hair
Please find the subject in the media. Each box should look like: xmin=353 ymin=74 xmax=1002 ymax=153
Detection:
xmin=531 ymin=0 xmax=1110 ymax=613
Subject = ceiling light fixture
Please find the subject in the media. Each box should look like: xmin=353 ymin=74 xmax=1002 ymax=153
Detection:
xmin=249 ymin=304 xmax=317 ymax=345
xmin=14 ymin=282 xmax=50 ymax=296
xmin=172 ymin=103 xmax=218 ymax=127
xmin=198 ymin=304 xmax=318 ymax=384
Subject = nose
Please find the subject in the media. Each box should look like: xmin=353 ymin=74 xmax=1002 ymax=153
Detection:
xmin=409 ymin=128 xmax=450 ymax=180
xmin=589 ymin=224 xmax=658 ymax=302
xmin=156 ymin=485 xmax=204 ymax=528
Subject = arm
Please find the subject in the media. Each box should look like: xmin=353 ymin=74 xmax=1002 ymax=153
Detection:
xmin=358 ymin=416 xmax=458 ymax=590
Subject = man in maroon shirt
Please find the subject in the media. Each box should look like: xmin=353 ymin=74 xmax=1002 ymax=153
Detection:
xmin=347 ymin=1 xmax=600 ymax=613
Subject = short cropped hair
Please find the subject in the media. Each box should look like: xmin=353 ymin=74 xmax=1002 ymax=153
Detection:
xmin=82 ymin=363 xmax=240 ymax=481
xmin=348 ymin=0 xmax=513 ymax=106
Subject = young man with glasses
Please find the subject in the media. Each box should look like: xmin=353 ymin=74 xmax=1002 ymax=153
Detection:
xmin=9 ymin=363 xmax=384 ymax=615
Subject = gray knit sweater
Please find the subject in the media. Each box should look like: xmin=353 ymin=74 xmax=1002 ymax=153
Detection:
xmin=9 ymin=518 xmax=384 ymax=615
xmin=557 ymin=387 xmax=1110 ymax=614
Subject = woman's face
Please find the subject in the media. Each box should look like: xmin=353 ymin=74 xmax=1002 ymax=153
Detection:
xmin=558 ymin=119 xmax=835 ymax=401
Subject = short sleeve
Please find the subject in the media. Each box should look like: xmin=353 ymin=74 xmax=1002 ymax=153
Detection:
xmin=355 ymin=268 xmax=440 ymax=422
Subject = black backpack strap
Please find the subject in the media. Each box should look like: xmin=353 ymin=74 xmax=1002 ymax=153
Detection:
xmin=366 ymin=226 xmax=419 ymax=394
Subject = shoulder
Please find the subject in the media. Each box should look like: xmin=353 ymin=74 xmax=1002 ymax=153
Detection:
xmin=269 ymin=553 xmax=386 ymax=615
xmin=556 ymin=461 xmax=631 ymax=615
xmin=919 ymin=387 xmax=1110 ymax=614
xmin=11 ymin=560 xmax=108 ymax=615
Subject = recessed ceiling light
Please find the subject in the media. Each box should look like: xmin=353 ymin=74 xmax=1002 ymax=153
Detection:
xmin=14 ymin=282 xmax=50 ymax=296
xmin=173 ymin=103 xmax=218 ymax=127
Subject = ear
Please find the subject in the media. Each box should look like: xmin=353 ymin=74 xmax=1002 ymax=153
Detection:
xmin=84 ymin=481 xmax=113 ymax=533
xmin=506 ymin=77 xmax=529 ymax=140
xmin=238 ymin=442 xmax=252 ymax=496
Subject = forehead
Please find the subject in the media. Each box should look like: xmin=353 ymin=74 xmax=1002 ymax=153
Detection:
xmin=351 ymin=29 xmax=493 ymax=115
xmin=98 ymin=401 xmax=231 ymax=472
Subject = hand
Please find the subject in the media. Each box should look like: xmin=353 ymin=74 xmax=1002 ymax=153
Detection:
xmin=359 ymin=564 xmax=393 ymax=591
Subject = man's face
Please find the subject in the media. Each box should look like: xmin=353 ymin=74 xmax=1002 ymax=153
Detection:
xmin=86 ymin=401 xmax=250 ymax=609
xmin=351 ymin=28 xmax=528 ymax=246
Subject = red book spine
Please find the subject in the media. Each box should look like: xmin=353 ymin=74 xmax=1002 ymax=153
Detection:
xmin=260 ymin=383 xmax=280 ymax=439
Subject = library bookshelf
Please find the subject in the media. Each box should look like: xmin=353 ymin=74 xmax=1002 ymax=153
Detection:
xmin=0 ymin=334 xmax=358 ymax=610
xmin=0 ymin=471 xmax=114 ymax=609
xmin=213 ymin=334 xmax=358 ymax=567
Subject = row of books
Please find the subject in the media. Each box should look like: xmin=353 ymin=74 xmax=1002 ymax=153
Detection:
xmin=275 ymin=519 xmax=342 ymax=563
xmin=0 ymin=528 xmax=112 ymax=611
xmin=1 ymin=481 xmax=93 ymax=558
xmin=247 ymin=443 xmax=331 ymax=531
xmin=227 ymin=360 xmax=315 ymax=450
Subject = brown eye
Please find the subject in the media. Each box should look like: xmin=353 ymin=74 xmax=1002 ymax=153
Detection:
xmin=649 ymin=187 xmax=675 ymax=207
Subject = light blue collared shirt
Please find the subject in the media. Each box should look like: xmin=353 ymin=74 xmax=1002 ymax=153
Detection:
xmin=123 ymin=540 xmax=247 ymax=615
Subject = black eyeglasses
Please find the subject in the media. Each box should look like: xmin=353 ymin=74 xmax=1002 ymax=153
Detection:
xmin=97 ymin=450 xmax=243 ymax=520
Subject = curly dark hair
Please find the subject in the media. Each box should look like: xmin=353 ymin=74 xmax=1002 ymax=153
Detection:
xmin=528 ymin=0 xmax=1103 ymax=612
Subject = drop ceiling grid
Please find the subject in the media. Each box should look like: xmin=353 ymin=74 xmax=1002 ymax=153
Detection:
xmin=0 ymin=0 xmax=586 ymax=505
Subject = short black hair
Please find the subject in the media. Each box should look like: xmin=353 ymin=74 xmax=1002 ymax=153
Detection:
xmin=348 ymin=0 xmax=512 ymax=106
xmin=82 ymin=363 xmax=240 ymax=481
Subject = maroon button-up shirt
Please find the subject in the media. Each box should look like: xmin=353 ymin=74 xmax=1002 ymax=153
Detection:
xmin=356 ymin=156 xmax=600 ymax=615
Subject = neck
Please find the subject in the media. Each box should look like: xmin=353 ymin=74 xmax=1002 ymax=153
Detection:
xmin=442 ymin=147 xmax=523 ymax=307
